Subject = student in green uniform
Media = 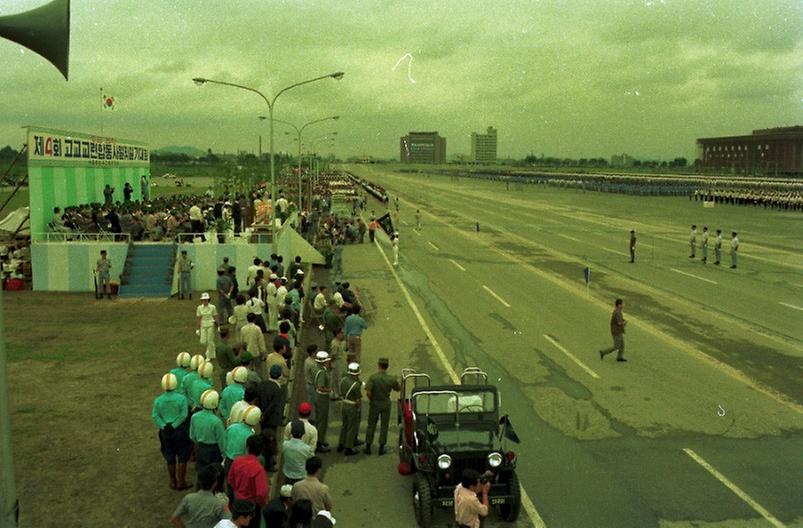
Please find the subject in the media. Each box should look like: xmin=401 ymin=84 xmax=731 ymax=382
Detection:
xmin=151 ymin=373 xmax=193 ymax=490
xmin=363 ymin=358 xmax=401 ymax=455
xmin=190 ymin=389 xmax=226 ymax=472
xmin=180 ymin=354 xmax=206 ymax=399
xmin=337 ymin=362 xmax=363 ymax=456
xmin=223 ymin=404 xmax=261 ymax=487
xmin=170 ymin=352 xmax=192 ymax=388
xmin=313 ymin=351 xmax=332 ymax=453
xmin=190 ymin=362 xmax=215 ymax=410
xmin=220 ymin=366 xmax=248 ymax=421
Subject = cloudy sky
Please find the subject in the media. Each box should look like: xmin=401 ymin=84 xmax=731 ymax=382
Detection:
xmin=1 ymin=0 xmax=801 ymax=160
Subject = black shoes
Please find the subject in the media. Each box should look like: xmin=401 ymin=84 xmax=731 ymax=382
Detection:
xmin=354 ymin=439 xmax=364 ymax=447
xmin=344 ymin=448 xmax=359 ymax=456
xmin=616 ymin=358 xmax=627 ymax=362
xmin=316 ymin=443 xmax=331 ymax=453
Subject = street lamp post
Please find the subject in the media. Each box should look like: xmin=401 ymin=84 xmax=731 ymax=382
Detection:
xmin=259 ymin=115 xmax=339 ymax=212
xmin=308 ymin=133 xmax=337 ymax=196
xmin=192 ymin=72 xmax=344 ymax=253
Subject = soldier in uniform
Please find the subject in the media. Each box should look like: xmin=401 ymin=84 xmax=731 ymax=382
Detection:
xmin=700 ymin=226 xmax=709 ymax=264
xmin=730 ymin=232 xmax=739 ymax=269
xmin=363 ymin=358 xmax=400 ymax=455
xmin=178 ymin=250 xmax=193 ymax=300
xmin=714 ymin=229 xmax=723 ymax=265
xmin=313 ymin=351 xmax=333 ymax=453
xmin=337 ymin=362 xmax=363 ymax=456
xmin=629 ymin=230 xmax=636 ymax=263
xmin=689 ymin=225 xmax=697 ymax=258
xmin=96 ymin=249 xmax=112 ymax=299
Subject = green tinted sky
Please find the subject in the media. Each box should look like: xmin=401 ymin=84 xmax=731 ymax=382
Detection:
xmin=1 ymin=0 xmax=801 ymax=160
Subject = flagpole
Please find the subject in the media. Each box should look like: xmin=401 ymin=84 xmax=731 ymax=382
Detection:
xmin=99 ymin=87 xmax=104 ymax=137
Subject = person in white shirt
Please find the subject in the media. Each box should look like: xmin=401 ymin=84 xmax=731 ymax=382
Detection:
xmin=245 ymin=293 xmax=267 ymax=333
xmin=283 ymin=401 xmax=318 ymax=450
xmin=276 ymin=277 xmax=288 ymax=316
xmin=245 ymin=258 xmax=261 ymax=287
xmin=189 ymin=204 xmax=205 ymax=241
xmin=392 ymin=232 xmax=400 ymax=266
xmin=730 ymin=232 xmax=739 ymax=269
xmin=266 ymin=274 xmax=279 ymax=333
xmin=196 ymin=292 xmax=218 ymax=359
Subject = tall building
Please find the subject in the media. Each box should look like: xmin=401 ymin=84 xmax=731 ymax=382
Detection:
xmin=400 ymin=132 xmax=446 ymax=164
xmin=470 ymin=126 xmax=497 ymax=162
xmin=696 ymin=126 xmax=803 ymax=175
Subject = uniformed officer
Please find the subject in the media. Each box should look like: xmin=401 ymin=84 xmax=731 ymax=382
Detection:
xmin=337 ymin=362 xmax=363 ymax=456
xmin=220 ymin=366 xmax=248 ymax=421
xmin=363 ymin=358 xmax=400 ymax=455
xmin=170 ymin=352 xmax=192 ymax=388
xmin=689 ymin=225 xmax=697 ymax=258
xmin=189 ymin=389 xmax=225 ymax=472
xmin=151 ymin=373 xmax=193 ymax=490
xmin=177 ymin=250 xmax=193 ymax=300
xmin=714 ymin=229 xmax=723 ymax=265
xmin=730 ymin=232 xmax=739 ymax=269
xmin=95 ymin=249 xmax=112 ymax=299
xmin=701 ymin=226 xmax=709 ymax=264
xmin=313 ymin=351 xmax=332 ymax=453
xmin=629 ymin=230 xmax=636 ymax=263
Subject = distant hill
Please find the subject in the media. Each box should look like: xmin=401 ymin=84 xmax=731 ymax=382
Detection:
xmin=154 ymin=145 xmax=206 ymax=158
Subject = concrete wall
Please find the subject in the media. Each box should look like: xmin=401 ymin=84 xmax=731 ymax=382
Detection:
xmin=31 ymin=242 xmax=129 ymax=291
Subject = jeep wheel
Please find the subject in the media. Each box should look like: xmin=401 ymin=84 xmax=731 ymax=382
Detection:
xmin=413 ymin=473 xmax=434 ymax=527
xmin=499 ymin=470 xmax=521 ymax=522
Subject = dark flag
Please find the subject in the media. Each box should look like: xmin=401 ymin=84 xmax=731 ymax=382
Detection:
xmin=499 ymin=414 xmax=520 ymax=444
xmin=377 ymin=212 xmax=395 ymax=235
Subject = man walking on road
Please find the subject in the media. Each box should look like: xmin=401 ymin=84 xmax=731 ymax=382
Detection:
xmin=730 ymin=232 xmax=739 ymax=269
xmin=363 ymin=358 xmax=400 ymax=455
xmin=629 ymin=230 xmax=636 ymax=263
xmin=689 ymin=225 xmax=697 ymax=258
xmin=599 ymin=298 xmax=627 ymax=362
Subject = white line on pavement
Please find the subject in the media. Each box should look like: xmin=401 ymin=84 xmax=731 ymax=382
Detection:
xmin=448 ymin=258 xmax=466 ymax=272
xmin=670 ymin=268 xmax=718 ymax=285
xmin=779 ymin=302 xmax=803 ymax=312
xmin=558 ymin=233 xmax=583 ymax=243
xmin=428 ymin=241 xmax=440 ymax=251
xmin=683 ymin=448 xmax=786 ymax=528
xmin=482 ymin=285 xmax=511 ymax=307
xmin=601 ymin=247 xmax=628 ymax=257
xmin=374 ymin=239 xmax=547 ymax=528
xmin=401 ymin=220 xmax=409 ymax=226
xmin=414 ymin=229 xmax=422 ymax=236
xmin=543 ymin=334 xmax=601 ymax=379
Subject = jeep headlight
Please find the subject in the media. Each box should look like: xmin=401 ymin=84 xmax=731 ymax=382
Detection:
xmin=437 ymin=454 xmax=452 ymax=470
xmin=488 ymin=452 xmax=503 ymax=468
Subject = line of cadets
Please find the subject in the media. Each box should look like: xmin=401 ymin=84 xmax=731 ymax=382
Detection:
xmin=688 ymin=225 xmax=740 ymax=268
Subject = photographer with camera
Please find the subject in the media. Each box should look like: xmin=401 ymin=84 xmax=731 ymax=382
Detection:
xmin=454 ymin=468 xmax=490 ymax=528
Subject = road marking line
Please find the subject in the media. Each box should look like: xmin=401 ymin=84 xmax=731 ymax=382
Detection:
xmin=448 ymin=258 xmax=466 ymax=272
xmin=482 ymin=285 xmax=511 ymax=307
xmin=682 ymin=448 xmax=786 ymax=528
xmin=401 ymin=220 xmax=409 ymax=226
xmin=373 ymin=239 xmax=547 ymax=528
xmin=543 ymin=334 xmax=600 ymax=379
xmin=558 ymin=233 xmax=583 ymax=243
xmin=414 ymin=229 xmax=422 ymax=236
xmin=601 ymin=247 xmax=628 ymax=257
xmin=670 ymin=268 xmax=718 ymax=285
xmin=427 ymin=241 xmax=439 ymax=251
xmin=779 ymin=302 xmax=803 ymax=312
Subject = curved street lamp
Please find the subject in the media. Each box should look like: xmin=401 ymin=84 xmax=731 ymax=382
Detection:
xmin=192 ymin=72 xmax=344 ymax=252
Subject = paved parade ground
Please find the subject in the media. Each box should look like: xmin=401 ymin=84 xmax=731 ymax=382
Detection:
xmin=5 ymin=165 xmax=803 ymax=527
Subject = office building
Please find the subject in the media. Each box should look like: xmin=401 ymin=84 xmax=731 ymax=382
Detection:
xmin=470 ymin=126 xmax=497 ymax=162
xmin=696 ymin=126 xmax=803 ymax=175
xmin=400 ymin=132 xmax=446 ymax=164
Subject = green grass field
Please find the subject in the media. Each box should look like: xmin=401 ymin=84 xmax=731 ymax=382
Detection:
xmin=4 ymin=164 xmax=802 ymax=527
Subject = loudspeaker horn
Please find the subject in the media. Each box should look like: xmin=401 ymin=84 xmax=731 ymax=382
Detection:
xmin=0 ymin=0 xmax=70 ymax=80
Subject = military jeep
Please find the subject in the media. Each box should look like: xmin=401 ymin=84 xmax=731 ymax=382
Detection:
xmin=397 ymin=367 xmax=521 ymax=527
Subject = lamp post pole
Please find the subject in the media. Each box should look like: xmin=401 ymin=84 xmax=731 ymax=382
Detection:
xmin=192 ymin=72 xmax=344 ymax=253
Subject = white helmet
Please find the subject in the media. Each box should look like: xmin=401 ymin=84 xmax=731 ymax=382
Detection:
xmin=232 ymin=366 xmax=249 ymax=384
xmin=176 ymin=352 xmax=191 ymax=368
xmin=242 ymin=405 xmax=262 ymax=427
xmin=229 ymin=400 xmax=249 ymax=424
xmin=198 ymin=361 xmax=214 ymax=379
xmin=200 ymin=292 xmax=211 ymax=300
xmin=161 ymin=373 xmax=178 ymax=391
xmin=200 ymin=389 xmax=219 ymax=410
xmin=189 ymin=354 xmax=205 ymax=370
xmin=315 ymin=351 xmax=330 ymax=363
xmin=347 ymin=362 xmax=361 ymax=375
xmin=225 ymin=371 xmax=234 ymax=386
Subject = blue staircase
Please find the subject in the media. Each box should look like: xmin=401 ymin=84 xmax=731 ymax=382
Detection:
xmin=118 ymin=243 xmax=175 ymax=298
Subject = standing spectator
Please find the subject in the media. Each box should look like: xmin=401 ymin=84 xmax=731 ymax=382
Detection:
xmin=214 ymin=499 xmax=256 ymax=528
xmin=103 ymin=184 xmax=114 ymax=208
xmin=303 ymin=346 xmax=319 ymax=422
xmin=284 ymin=402 xmax=317 ymax=451
xmin=368 ymin=217 xmax=379 ymax=243
xmin=189 ymin=389 xmax=225 ymax=472
xmin=256 ymin=364 xmax=287 ymax=472
xmin=232 ymin=195 xmax=242 ymax=236
xmin=217 ymin=268 xmax=234 ymax=324
xmin=415 ymin=209 xmax=422 ymax=230
xmin=629 ymin=230 xmax=636 ymax=264
xmin=714 ymin=229 xmax=723 ymax=265
xmin=282 ymin=420 xmax=314 ymax=485
xmin=240 ymin=313 xmax=266 ymax=366
xmin=95 ymin=249 xmax=112 ymax=300
xmin=363 ymin=358 xmax=400 ymax=455
xmin=178 ymin=250 xmax=193 ymax=300
xmin=266 ymin=342 xmax=291 ymax=385
xmin=228 ymin=435 xmax=269 ymax=528
xmin=189 ymin=202 xmax=205 ymax=241
xmin=391 ymin=232 xmax=400 ymax=266
xmin=246 ymin=258 xmax=262 ymax=287
xmin=123 ymin=182 xmax=133 ymax=202
xmin=358 ymin=218 xmax=367 ymax=243
xmin=599 ymin=298 xmax=627 ymax=362
xmin=322 ymin=301 xmax=341 ymax=349
xmin=344 ymin=305 xmax=368 ymax=363
xmin=328 ymin=328 xmax=347 ymax=400
xmin=730 ymin=232 xmax=739 ymax=269
xmin=337 ymin=362 xmax=363 ymax=456
xmin=454 ymin=469 xmax=490 ymax=528
xmin=140 ymin=175 xmax=150 ymax=202
xmin=312 ymin=285 xmax=327 ymax=329
xmin=313 ymin=351 xmax=332 ymax=453
xmin=689 ymin=225 xmax=697 ymax=258
xmin=151 ymin=373 xmax=192 ymax=490
xmin=196 ymin=292 xmax=219 ymax=360
xmin=701 ymin=226 xmax=709 ymax=264
xmin=170 ymin=465 xmax=230 ymax=528
xmin=245 ymin=291 xmax=267 ymax=334
xmin=291 ymin=457 xmax=333 ymax=515
xmin=231 ymin=294 xmax=250 ymax=343
xmin=262 ymin=484 xmax=293 ymax=528
xmin=287 ymin=256 xmax=302 ymax=282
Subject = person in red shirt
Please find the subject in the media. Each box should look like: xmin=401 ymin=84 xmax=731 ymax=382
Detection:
xmin=228 ymin=435 xmax=268 ymax=528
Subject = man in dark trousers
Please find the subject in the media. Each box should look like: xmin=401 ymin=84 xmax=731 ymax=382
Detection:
xmin=629 ymin=230 xmax=636 ymax=263
xmin=363 ymin=358 xmax=400 ymax=455
xmin=256 ymin=364 xmax=287 ymax=472
xmin=262 ymin=484 xmax=293 ymax=528
xmin=599 ymin=298 xmax=627 ymax=362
